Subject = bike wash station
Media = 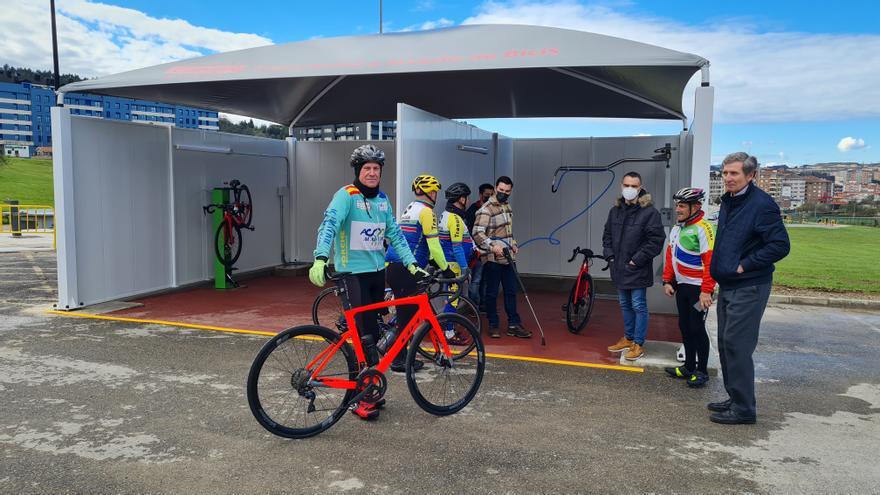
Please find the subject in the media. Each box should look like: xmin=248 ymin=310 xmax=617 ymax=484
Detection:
xmin=49 ymin=25 xmax=713 ymax=367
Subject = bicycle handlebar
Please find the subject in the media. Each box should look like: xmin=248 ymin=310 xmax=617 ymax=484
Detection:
xmin=325 ymin=266 xmax=469 ymax=290
xmin=567 ymin=246 xmax=611 ymax=271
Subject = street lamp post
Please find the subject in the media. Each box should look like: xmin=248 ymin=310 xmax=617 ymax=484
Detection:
xmin=50 ymin=0 xmax=61 ymax=90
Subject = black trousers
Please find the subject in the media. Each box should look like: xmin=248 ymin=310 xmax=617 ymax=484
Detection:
xmin=341 ymin=269 xmax=386 ymax=343
xmin=674 ymin=283 xmax=710 ymax=374
xmin=386 ymin=262 xmax=419 ymax=364
xmin=716 ymin=282 xmax=772 ymax=418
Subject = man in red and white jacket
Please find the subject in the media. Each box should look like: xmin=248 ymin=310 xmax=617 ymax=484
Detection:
xmin=662 ymin=187 xmax=716 ymax=388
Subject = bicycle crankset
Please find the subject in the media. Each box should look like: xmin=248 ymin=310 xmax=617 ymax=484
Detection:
xmin=354 ymin=369 xmax=387 ymax=405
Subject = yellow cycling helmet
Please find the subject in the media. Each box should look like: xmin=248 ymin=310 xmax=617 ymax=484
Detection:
xmin=412 ymin=174 xmax=441 ymax=194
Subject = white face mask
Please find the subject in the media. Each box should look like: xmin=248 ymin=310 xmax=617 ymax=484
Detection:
xmin=622 ymin=186 xmax=640 ymax=201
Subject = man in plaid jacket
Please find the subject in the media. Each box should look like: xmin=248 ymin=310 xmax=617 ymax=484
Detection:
xmin=471 ymin=176 xmax=531 ymax=339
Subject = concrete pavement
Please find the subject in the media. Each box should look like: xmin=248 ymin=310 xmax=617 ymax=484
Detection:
xmin=1 ymin=251 xmax=878 ymax=493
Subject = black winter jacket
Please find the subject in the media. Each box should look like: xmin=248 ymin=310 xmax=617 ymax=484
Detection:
xmin=602 ymin=191 xmax=666 ymax=290
xmin=709 ymin=184 xmax=790 ymax=289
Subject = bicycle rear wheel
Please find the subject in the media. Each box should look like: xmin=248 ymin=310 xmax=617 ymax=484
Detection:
xmin=565 ymin=273 xmax=595 ymax=333
xmin=214 ymin=221 xmax=243 ymax=268
xmin=238 ymin=185 xmax=253 ymax=228
xmin=407 ymin=313 xmax=485 ymax=416
xmin=247 ymin=325 xmax=357 ymax=439
xmin=312 ymin=286 xmax=347 ymax=331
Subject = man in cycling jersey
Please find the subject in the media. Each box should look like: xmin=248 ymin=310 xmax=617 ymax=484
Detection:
xmin=662 ymin=187 xmax=716 ymax=388
xmin=308 ymin=144 xmax=426 ymax=421
xmin=385 ymin=174 xmax=456 ymax=372
xmin=439 ymin=182 xmax=475 ymax=345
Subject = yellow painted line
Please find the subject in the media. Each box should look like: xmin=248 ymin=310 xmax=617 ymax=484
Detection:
xmin=45 ymin=309 xmax=276 ymax=337
xmin=485 ymin=352 xmax=644 ymax=372
xmin=45 ymin=310 xmax=644 ymax=373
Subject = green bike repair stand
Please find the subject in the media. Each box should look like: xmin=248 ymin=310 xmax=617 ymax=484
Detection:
xmin=212 ymin=187 xmax=233 ymax=289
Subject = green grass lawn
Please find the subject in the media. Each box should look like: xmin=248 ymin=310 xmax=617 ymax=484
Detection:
xmin=0 ymin=157 xmax=54 ymax=206
xmin=774 ymin=226 xmax=880 ymax=293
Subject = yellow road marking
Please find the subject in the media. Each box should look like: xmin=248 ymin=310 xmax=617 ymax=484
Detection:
xmin=45 ymin=309 xmax=276 ymax=336
xmin=45 ymin=310 xmax=644 ymax=372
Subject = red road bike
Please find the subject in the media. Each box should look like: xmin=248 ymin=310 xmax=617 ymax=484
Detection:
xmin=203 ymin=179 xmax=253 ymax=268
xmin=562 ymin=247 xmax=609 ymax=333
xmin=246 ymin=268 xmax=484 ymax=439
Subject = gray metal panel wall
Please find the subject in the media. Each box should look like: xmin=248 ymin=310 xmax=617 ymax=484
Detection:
xmin=512 ymin=136 xmax=687 ymax=313
xmin=171 ymin=129 xmax=288 ymax=285
xmin=395 ymin=104 xmax=495 ymax=216
xmin=68 ymin=117 xmax=172 ymax=306
xmin=292 ymin=140 xmax=396 ymax=262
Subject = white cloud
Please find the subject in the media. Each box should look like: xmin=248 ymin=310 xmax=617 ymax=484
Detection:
xmin=462 ymin=1 xmax=880 ymax=124
xmin=413 ymin=1 xmax=436 ymax=12
xmin=837 ymin=137 xmax=867 ymax=152
xmin=400 ymin=18 xmax=455 ymax=32
xmin=0 ymin=0 xmax=272 ymax=78
xmin=632 ymin=133 xmax=652 ymax=137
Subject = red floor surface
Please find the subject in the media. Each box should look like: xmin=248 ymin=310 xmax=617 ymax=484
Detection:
xmin=111 ymin=275 xmax=681 ymax=366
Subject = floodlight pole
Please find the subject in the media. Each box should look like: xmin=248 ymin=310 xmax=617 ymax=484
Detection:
xmin=379 ymin=0 xmax=383 ymax=34
xmin=50 ymin=0 xmax=61 ymax=89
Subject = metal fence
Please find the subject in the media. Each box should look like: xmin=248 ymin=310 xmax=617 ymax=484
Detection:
xmin=1 ymin=203 xmax=56 ymax=247
xmin=783 ymin=212 xmax=879 ymax=227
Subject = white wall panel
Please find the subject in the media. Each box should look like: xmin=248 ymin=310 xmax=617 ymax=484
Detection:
xmin=66 ymin=117 xmax=172 ymax=306
xmin=172 ymin=129 xmax=288 ymax=285
xmin=292 ymin=140 xmax=396 ymax=262
xmin=395 ymin=104 xmax=495 ymax=216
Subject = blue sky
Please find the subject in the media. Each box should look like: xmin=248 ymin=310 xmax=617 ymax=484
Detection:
xmin=3 ymin=0 xmax=878 ymax=165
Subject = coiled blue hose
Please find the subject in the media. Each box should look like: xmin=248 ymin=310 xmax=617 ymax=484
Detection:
xmin=518 ymin=169 xmax=616 ymax=249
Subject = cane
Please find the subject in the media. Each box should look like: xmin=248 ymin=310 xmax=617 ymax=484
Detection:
xmin=502 ymin=248 xmax=546 ymax=346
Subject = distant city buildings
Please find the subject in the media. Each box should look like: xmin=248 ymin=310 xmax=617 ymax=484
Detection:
xmin=708 ymin=162 xmax=878 ymax=207
xmin=292 ymin=121 xmax=396 ymax=142
xmin=0 ymin=81 xmax=219 ymax=155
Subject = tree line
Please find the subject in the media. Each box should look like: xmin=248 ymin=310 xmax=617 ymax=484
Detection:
xmin=1 ymin=64 xmax=84 ymax=87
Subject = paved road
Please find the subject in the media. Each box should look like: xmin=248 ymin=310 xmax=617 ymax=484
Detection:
xmin=1 ymin=251 xmax=878 ymax=493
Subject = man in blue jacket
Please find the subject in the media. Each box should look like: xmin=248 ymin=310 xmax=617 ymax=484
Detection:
xmin=708 ymin=152 xmax=790 ymax=425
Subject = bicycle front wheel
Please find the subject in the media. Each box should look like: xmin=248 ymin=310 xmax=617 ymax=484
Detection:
xmin=247 ymin=325 xmax=357 ymax=439
xmin=214 ymin=221 xmax=243 ymax=268
xmin=312 ymin=286 xmax=346 ymax=331
xmin=566 ymin=273 xmax=595 ymax=333
xmin=407 ymin=313 xmax=485 ymax=416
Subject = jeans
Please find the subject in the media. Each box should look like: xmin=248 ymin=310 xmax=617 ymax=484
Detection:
xmin=617 ymin=288 xmax=648 ymax=345
xmin=468 ymin=259 xmax=484 ymax=306
xmin=482 ymin=261 xmax=522 ymax=328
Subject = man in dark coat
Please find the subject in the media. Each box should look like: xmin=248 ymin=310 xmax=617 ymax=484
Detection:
xmin=603 ymin=171 xmax=666 ymax=361
xmin=707 ymin=152 xmax=790 ymax=425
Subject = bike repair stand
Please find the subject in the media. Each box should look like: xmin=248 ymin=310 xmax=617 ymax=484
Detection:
xmin=211 ymin=187 xmax=239 ymax=289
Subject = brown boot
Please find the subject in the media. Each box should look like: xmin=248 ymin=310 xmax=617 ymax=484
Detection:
xmin=607 ymin=337 xmax=633 ymax=353
xmin=625 ymin=342 xmax=644 ymax=361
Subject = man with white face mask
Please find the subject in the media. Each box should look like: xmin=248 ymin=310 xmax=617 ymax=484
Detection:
xmin=602 ymin=171 xmax=666 ymax=360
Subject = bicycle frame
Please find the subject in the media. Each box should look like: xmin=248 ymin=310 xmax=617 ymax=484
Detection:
xmin=573 ymin=257 xmax=591 ymax=302
xmin=304 ymin=292 xmax=449 ymax=391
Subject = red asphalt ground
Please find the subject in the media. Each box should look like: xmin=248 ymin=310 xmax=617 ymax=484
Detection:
xmin=110 ymin=275 xmax=681 ymax=366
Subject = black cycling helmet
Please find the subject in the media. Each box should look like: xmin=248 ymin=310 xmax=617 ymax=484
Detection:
xmin=444 ymin=182 xmax=471 ymax=200
xmin=350 ymin=144 xmax=385 ymax=168
xmin=672 ymin=187 xmax=705 ymax=204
